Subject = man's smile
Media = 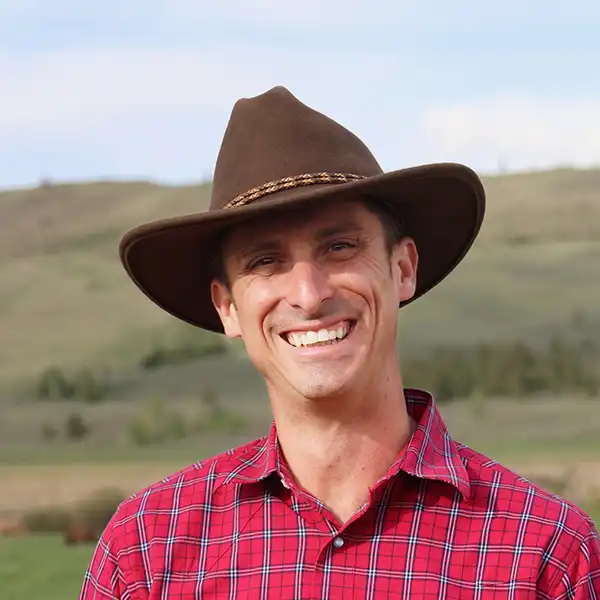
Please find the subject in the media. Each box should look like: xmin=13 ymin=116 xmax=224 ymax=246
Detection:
xmin=280 ymin=319 xmax=356 ymax=348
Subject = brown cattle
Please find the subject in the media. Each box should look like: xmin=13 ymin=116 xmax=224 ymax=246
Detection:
xmin=63 ymin=522 xmax=99 ymax=546
xmin=0 ymin=519 xmax=27 ymax=538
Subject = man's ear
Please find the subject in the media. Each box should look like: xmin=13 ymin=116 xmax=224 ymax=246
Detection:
xmin=392 ymin=237 xmax=418 ymax=303
xmin=210 ymin=279 xmax=242 ymax=338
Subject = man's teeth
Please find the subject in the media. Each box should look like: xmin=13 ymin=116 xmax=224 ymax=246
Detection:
xmin=286 ymin=323 xmax=351 ymax=347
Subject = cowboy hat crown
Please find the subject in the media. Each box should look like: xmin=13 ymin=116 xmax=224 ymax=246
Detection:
xmin=211 ymin=85 xmax=383 ymax=212
xmin=119 ymin=86 xmax=486 ymax=333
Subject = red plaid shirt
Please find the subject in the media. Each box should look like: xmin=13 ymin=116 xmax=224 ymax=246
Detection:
xmin=80 ymin=390 xmax=600 ymax=599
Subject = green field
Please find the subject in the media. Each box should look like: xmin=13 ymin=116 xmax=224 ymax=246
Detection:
xmin=2 ymin=504 xmax=600 ymax=600
xmin=2 ymin=397 xmax=600 ymax=519
xmin=0 ymin=535 xmax=94 ymax=600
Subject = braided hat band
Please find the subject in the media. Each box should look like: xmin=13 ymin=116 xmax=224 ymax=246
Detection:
xmin=223 ymin=172 xmax=366 ymax=210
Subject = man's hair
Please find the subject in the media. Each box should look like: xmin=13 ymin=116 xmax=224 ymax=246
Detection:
xmin=361 ymin=195 xmax=405 ymax=256
xmin=210 ymin=195 xmax=405 ymax=290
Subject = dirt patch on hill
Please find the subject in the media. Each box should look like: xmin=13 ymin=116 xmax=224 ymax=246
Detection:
xmin=0 ymin=463 xmax=178 ymax=518
xmin=506 ymin=458 xmax=600 ymax=505
xmin=2 ymin=458 xmax=600 ymax=520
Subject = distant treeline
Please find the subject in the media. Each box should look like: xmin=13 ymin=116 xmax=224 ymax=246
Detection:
xmin=31 ymin=335 xmax=598 ymax=404
xmin=402 ymin=337 xmax=598 ymax=402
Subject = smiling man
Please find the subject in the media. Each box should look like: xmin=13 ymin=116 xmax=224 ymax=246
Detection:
xmin=80 ymin=87 xmax=600 ymax=599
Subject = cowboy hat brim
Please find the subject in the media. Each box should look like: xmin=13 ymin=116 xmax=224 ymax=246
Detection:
xmin=119 ymin=162 xmax=485 ymax=334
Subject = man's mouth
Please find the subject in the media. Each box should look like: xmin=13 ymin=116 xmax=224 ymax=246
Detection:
xmin=281 ymin=320 xmax=355 ymax=348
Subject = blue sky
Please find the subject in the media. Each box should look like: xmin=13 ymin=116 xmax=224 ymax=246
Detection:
xmin=0 ymin=1 xmax=598 ymax=189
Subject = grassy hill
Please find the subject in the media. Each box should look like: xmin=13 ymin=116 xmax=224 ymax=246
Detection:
xmin=1 ymin=167 xmax=599 ymax=395
xmin=2 ymin=168 xmax=599 ymax=600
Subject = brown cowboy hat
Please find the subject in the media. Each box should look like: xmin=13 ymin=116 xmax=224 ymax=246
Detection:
xmin=119 ymin=86 xmax=486 ymax=334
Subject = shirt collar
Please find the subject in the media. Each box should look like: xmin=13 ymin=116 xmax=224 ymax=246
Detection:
xmin=226 ymin=389 xmax=470 ymax=501
xmin=390 ymin=389 xmax=471 ymax=500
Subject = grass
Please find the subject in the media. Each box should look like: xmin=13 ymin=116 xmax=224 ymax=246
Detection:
xmin=0 ymin=239 xmax=598 ymax=393
xmin=0 ymin=534 xmax=94 ymax=600
xmin=1 ymin=397 xmax=600 ymax=515
xmin=397 ymin=240 xmax=600 ymax=349
xmin=1 ymin=503 xmax=598 ymax=600
xmin=1 ymin=437 xmax=599 ymax=516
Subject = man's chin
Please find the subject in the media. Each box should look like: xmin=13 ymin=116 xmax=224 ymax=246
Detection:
xmin=265 ymin=350 xmax=366 ymax=402
xmin=287 ymin=368 xmax=357 ymax=402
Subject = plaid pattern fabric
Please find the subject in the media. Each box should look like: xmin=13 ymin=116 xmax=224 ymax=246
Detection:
xmin=79 ymin=390 xmax=600 ymax=599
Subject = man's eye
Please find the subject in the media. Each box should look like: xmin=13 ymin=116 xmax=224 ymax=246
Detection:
xmin=249 ymin=256 xmax=275 ymax=269
xmin=329 ymin=242 xmax=354 ymax=252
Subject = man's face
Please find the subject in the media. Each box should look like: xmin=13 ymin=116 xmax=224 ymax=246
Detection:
xmin=211 ymin=197 xmax=418 ymax=402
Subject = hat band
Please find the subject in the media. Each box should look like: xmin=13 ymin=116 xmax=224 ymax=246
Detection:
xmin=223 ymin=172 xmax=366 ymax=210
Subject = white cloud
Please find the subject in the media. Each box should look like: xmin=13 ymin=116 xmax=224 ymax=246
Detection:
xmin=2 ymin=39 xmax=599 ymax=185
xmin=422 ymin=96 xmax=600 ymax=172
xmin=0 ymin=41 xmax=417 ymax=183
xmin=0 ymin=42 xmax=407 ymax=136
xmin=0 ymin=0 xmax=598 ymax=186
xmin=0 ymin=47 xmax=239 ymax=138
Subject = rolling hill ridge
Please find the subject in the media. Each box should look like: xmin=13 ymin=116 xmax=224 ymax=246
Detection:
xmin=0 ymin=167 xmax=599 ymax=392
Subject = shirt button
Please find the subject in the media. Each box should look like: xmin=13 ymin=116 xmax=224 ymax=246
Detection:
xmin=332 ymin=536 xmax=344 ymax=549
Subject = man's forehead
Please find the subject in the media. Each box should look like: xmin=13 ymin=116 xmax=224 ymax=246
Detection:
xmin=224 ymin=197 xmax=369 ymax=250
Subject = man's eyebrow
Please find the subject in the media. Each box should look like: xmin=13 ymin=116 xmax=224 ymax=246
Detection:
xmin=236 ymin=240 xmax=282 ymax=260
xmin=234 ymin=220 xmax=364 ymax=260
xmin=314 ymin=221 xmax=364 ymax=240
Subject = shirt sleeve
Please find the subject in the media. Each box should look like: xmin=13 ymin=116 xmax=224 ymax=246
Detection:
xmin=78 ymin=516 xmax=128 ymax=600
xmin=549 ymin=522 xmax=600 ymax=599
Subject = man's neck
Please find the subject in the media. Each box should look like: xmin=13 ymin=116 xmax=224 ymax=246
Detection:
xmin=269 ymin=379 xmax=416 ymax=524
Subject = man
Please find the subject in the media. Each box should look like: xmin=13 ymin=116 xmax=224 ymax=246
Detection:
xmin=80 ymin=86 xmax=600 ymax=598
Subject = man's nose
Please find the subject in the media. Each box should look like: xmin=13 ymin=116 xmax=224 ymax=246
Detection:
xmin=284 ymin=261 xmax=334 ymax=315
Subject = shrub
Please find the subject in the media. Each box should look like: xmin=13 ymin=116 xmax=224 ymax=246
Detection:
xmin=129 ymin=419 xmax=151 ymax=446
xmin=194 ymin=389 xmax=246 ymax=434
xmin=21 ymin=487 xmax=127 ymax=538
xmin=140 ymin=330 xmax=227 ymax=370
xmin=34 ymin=365 xmax=110 ymax=403
xmin=36 ymin=366 xmax=75 ymax=400
xmin=129 ymin=397 xmax=188 ymax=446
xmin=70 ymin=368 xmax=109 ymax=403
xmin=22 ymin=506 xmax=71 ymax=533
xmin=40 ymin=420 xmax=59 ymax=441
xmin=129 ymin=392 xmax=247 ymax=446
xmin=70 ymin=487 xmax=125 ymax=534
xmin=402 ymin=338 xmax=599 ymax=402
xmin=200 ymin=407 xmax=246 ymax=434
xmin=64 ymin=412 xmax=90 ymax=441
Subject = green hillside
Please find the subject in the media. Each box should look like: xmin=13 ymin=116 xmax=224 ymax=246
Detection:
xmin=1 ymin=168 xmax=600 ymax=524
xmin=1 ymin=167 xmax=599 ymax=394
